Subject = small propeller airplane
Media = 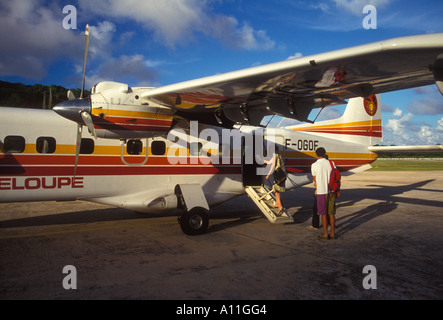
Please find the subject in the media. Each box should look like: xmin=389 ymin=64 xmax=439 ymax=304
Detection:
xmin=1 ymin=27 xmax=443 ymax=235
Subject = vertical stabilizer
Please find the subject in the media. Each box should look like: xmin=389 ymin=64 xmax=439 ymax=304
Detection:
xmin=286 ymin=94 xmax=382 ymax=146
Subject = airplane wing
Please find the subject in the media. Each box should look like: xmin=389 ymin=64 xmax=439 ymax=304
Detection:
xmin=141 ymin=33 xmax=443 ymax=127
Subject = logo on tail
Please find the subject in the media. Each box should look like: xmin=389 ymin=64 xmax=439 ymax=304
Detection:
xmin=364 ymin=94 xmax=378 ymax=116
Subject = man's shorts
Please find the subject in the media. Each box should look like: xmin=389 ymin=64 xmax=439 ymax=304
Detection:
xmin=327 ymin=192 xmax=336 ymax=216
xmin=317 ymin=193 xmax=336 ymax=216
xmin=317 ymin=194 xmax=327 ymax=215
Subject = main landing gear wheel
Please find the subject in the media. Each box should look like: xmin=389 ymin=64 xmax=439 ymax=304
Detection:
xmin=178 ymin=207 xmax=209 ymax=235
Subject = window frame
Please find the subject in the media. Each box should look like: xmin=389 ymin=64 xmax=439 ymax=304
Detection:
xmin=127 ymin=139 xmax=143 ymax=155
xmin=3 ymin=135 xmax=26 ymax=153
xmin=151 ymin=140 xmax=166 ymax=156
xmin=79 ymin=138 xmax=95 ymax=154
xmin=36 ymin=136 xmax=56 ymax=154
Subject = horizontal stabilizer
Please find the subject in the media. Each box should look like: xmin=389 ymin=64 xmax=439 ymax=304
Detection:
xmin=368 ymin=145 xmax=443 ymax=153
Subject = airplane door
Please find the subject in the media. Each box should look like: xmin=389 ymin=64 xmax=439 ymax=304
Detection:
xmin=264 ymin=130 xmax=286 ymax=174
xmin=120 ymin=138 xmax=149 ymax=166
xmin=241 ymin=129 xmax=287 ymax=187
xmin=241 ymin=133 xmax=262 ymax=187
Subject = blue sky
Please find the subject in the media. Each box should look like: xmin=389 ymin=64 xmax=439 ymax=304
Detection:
xmin=1 ymin=0 xmax=443 ymax=146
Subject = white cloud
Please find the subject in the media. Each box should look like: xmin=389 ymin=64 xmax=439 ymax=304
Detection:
xmin=309 ymin=0 xmax=443 ymax=34
xmin=0 ymin=0 xmax=83 ymax=80
xmin=407 ymin=86 xmax=443 ymax=115
xmin=332 ymin=0 xmax=391 ymax=16
xmin=210 ymin=18 xmax=275 ymax=50
xmin=384 ymin=110 xmax=413 ymax=143
xmin=287 ymin=52 xmax=303 ymax=60
xmin=78 ymin=0 xmax=275 ymax=50
xmin=393 ymin=107 xmax=403 ymax=117
xmin=79 ymin=0 xmax=203 ymax=47
xmin=98 ymin=54 xmax=157 ymax=80
xmin=0 ymin=0 xmax=276 ymax=85
xmin=311 ymin=3 xmax=332 ymax=14
xmin=309 ymin=0 xmax=402 ymax=32
xmin=88 ymin=21 xmax=117 ymax=59
xmin=418 ymin=125 xmax=435 ymax=144
xmin=83 ymin=54 xmax=158 ymax=88
xmin=383 ymin=108 xmax=443 ymax=145
xmin=90 ymin=21 xmax=116 ymax=41
xmin=386 ymin=116 xmax=411 ymax=136
xmin=238 ymin=23 xmax=275 ymax=50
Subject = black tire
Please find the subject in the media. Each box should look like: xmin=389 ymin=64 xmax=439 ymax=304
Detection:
xmin=179 ymin=207 xmax=209 ymax=235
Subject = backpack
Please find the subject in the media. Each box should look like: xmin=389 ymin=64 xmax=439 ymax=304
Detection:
xmin=273 ymin=153 xmax=287 ymax=185
xmin=328 ymin=160 xmax=341 ymax=196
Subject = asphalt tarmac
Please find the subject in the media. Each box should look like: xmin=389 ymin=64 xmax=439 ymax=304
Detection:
xmin=1 ymin=171 xmax=442 ymax=300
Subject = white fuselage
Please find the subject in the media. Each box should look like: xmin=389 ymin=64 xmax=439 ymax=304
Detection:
xmin=0 ymin=106 xmax=377 ymax=213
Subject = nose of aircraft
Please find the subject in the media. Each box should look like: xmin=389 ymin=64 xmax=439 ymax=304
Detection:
xmin=53 ymin=98 xmax=91 ymax=124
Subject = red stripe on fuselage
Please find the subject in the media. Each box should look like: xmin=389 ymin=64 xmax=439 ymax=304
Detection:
xmin=93 ymin=116 xmax=172 ymax=132
xmin=0 ymin=165 xmax=242 ymax=176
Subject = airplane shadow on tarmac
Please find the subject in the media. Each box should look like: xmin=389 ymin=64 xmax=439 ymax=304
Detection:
xmin=1 ymin=179 xmax=442 ymax=234
xmin=332 ymin=179 xmax=443 ymax=236
xmin=335 ymin=200 xmax=398 ymax=236
xmin=281 ymin=178 xmax=443 ymax=236
xmin=0 ymin=206 xmax=149 ymax=229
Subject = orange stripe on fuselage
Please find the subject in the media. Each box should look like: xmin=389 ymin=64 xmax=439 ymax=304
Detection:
xmin=1 ymin=142 xmax=378 ymax=177
xmin=288 ymin=120 xmax=382 ymax=136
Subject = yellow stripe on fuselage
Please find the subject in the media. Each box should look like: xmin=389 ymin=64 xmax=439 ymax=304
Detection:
xmin=4 ymin=144 xmax=146 ymax=156
xmin=4 ymin=141 xmax=377 ymax=162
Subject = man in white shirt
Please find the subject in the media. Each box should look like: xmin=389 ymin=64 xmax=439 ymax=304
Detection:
xmin=311 ymin=147 xmax=336 ymax=240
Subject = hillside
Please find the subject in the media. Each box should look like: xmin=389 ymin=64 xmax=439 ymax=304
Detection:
xmin=0 ymin=80 xmax=88 ymax=109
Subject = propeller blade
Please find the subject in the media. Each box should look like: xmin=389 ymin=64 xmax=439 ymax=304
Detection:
xmin=74 ymin=123 xmax=82 ymax=177
xmin=80 ymin=24 xmax=90 ymax=99
xmin=81 ymin=111 xmax=97 ymax=139
xmin=67 ymin=90 xmax=76 ymax=100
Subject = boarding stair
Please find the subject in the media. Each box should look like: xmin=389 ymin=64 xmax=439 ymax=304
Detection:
xmin=245 ymin=185 xmax=293 ymax=224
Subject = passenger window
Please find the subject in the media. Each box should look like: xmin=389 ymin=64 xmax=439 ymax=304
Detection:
xmin=190 ymin=142 xmax=202 ymax=156
xmin=3 ymin=136 xmax=25 ymax=153
xmin=151 ymin=141 xmax=166 ymax=155
xmin=127 ymin=139 xmax=143 ymax=155
xmin=36 ymin=137 xmax=56 ymax=154
xmin=219 ymin=144 xmax=229 ymax=157
xmin=80 ymin=138 xmax=95 ymax=154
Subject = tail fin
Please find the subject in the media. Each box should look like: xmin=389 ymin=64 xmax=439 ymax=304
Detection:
xmin=287 ymin=94 xmax=382 ymax=146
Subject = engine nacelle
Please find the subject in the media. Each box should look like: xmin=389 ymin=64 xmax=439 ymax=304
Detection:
xmin=90 ymin=81 xmax=174 ymax=139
